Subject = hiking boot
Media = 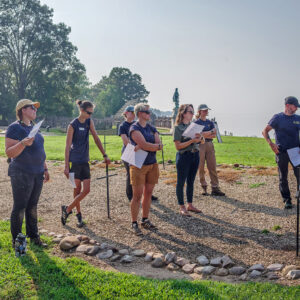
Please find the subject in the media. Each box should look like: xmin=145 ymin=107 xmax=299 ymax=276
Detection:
xmin=76 ymin=212 xmax=84 ymax=228
xmin=211 ymin=187 xmax=225 ymax=196
xmin=141 ymin=219 xmax=157 ymax=230
xmin=202 ymin=186 xmax=209 ymax=196
xmin=61 ymin=205 xmax=72 ymax=225
xmin=30 ymin=237 xmax=48 ymax=248
xmin=284 ymin=198 xmax=292 ymax=209
xmin=132 ymin=222 xmax=143 ymax=236
xmin=151 ymin=195 xmax=158 ymax=201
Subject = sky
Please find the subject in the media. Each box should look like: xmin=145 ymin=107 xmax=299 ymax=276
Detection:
xmin=41 ymin=0 xmax=300 ymax=137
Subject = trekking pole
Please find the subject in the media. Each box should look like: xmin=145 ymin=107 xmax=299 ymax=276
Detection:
xmin=161 ymin=135 xmax=165 ymax=169
xmin=104 ymin=133 xmax=110 ymax=219
xmin=297 ymin=166 xmax=300 ymax=256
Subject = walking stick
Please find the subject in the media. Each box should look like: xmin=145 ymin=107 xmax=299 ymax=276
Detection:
xmin=104 ymin=134 xmax=110 ymax=219
xmin=297 ymin=166 xmax=300 ymax=256
xmin=161 ymin=135 xmax=165 ymax=169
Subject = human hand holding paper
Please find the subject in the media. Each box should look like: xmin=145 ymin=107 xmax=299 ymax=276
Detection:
xmin=28 ymin=120 xmax=44 ymax=138
xmin=182 ymin=123 xmax=204 ymax=139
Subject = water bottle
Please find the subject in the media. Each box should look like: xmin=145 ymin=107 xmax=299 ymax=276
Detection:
xmin=15 ymin=233 xmax=27 ymax=257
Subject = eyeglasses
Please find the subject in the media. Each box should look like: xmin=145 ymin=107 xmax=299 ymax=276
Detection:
xmin=85 ymin=111 xmax=93 ymax=115
xmin=23 ymin=105 xmax=37 ymax=111
xmin=186 ymin=110 xmax=194 ymax=114
xmin=140 ymin=110 xmax=151 ymax=115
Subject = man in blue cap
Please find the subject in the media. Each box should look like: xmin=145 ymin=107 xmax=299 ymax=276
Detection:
xmin=262 ymin=96 xmax=300 ymax=209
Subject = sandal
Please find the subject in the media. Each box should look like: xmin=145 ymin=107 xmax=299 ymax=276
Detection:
xmin=187 ymin=206 xmax=202 ymax=213
xmin=180 ymin=209 xmax=191 ymax=217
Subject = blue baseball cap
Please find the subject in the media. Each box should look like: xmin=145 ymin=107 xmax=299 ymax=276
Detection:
xmin=285 ymin=96 xmax=300 ymax=107
xmin=124 ymin=105 xmax=135 ymax=113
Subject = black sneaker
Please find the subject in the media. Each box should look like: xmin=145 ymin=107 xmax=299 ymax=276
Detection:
xmin=76 ymin=212 xmax=84 ymax=228
xmin=211 ymin=187 xmax=225 ymax=196
xmin=61 ymin=205 xmax=72 ymax=225
xmin=284 ymin=199 xmax=292 ymax=209
xmin=30 ymin=237 xmax=48 ymax=248
xmin=151 ymin=195 xmax=158 ymax=201
xmin=132 ymin=222 xmax=143 ymax=236
xmin=141 ymin=219 xmax=156 ymax=230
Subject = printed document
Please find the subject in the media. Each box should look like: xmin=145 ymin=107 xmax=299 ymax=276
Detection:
xmin=182 ymin=122 xmax=204 ymax=139
xmin=69 ymin=172 xmax=77 ymax=188
xmin=28 ymin=120 xmax=44 ymax=138
xmin=121 ymin=143 xmax=148 ymax=169
xmin=287 ymin=147 xmax=300 ymax=167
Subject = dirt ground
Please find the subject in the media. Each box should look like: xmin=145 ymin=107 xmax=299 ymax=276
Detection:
xmin=1 ymin=157 xmax=300 ymax=285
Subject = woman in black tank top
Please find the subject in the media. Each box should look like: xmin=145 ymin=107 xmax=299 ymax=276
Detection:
xmin=61 ymin=100 xmax=111 ymax=227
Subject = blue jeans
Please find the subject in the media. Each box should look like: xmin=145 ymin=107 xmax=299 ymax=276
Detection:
xmin=176 ymin=151 xmax=200 ymax=205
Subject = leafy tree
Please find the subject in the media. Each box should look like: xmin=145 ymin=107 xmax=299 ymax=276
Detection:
xmin=0 ymin=0 xmax=86 ymax=118
xmin=91 ymin=67 xmax=149 ymax=117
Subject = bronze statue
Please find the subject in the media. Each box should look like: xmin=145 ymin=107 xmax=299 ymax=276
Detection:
xmin=172 ymin=88 xmax=179 ymax=123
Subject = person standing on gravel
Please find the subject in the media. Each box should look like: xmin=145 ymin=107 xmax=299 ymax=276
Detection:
xmin=129 ymin=103 xmax=163 ymax=235
xmin=195 ymin=104 xmax=225 ymax=197
xmin=62 ymin=100 xmax=110 ymax=227
xmin=173 ymin=104 xmax=204 ymax=216
xmin=5 ymin=99 xmax=49 ymax=248
xmin=262 ymin=96 xmax=300 ymax=209
xmin=118 ymin=105 xmax=158 ymax=202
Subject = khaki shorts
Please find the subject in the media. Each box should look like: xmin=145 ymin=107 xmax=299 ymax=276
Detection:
xmin=130 ymin=163 xmax=159 ymax=186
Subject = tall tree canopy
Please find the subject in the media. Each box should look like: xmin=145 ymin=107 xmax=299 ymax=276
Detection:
xmin=0 ymin=0 xmax=86 ymax=120
xmin=91 ymin=67 xmax=149 ymax=118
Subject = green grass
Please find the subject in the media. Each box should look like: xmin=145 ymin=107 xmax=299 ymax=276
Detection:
xmin=0 ymin=135 xmax=276 ymax=166
xmin=249 ymin=183 xmax=266 ymax=188
xmin=272 ymin=225 xmax=282 ymax=231
xmin=0 ymin=221 xmax=299 ymax=299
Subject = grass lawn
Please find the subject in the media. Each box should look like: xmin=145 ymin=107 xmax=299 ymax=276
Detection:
xmin=0 ymin=221 xmax=299 ymax=299
xmin=0 ymin=135 xmax=276 ymax=166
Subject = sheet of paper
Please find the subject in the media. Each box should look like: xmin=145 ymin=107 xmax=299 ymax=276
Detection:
xmin=287 ymin=147 xmax=300 ymax=167
xmin=69 ymin=172 xmax=77 ymax=188
xmin=182 ymin=122 xmax=204 ymax=139
xmin=121 ymin=143 xmax=148 ymax=169
xmin=28 ymin=120 xmax=44 ymax=138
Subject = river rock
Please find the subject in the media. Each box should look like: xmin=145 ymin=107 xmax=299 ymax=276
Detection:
xmin=56 ymin=234 xmax=64 ymax=239
xmin=153 ymin=253 xmax=164 ymax=260
xmin=97 ymin=250 xmax=113 ymax=259
xmin=59 ymin=236 xmax=80 ymax=250
xmin=132 ymin=249 xmax=145 ymax=257
xmin=210 ymin=257 xmax=222 ymax=267
xmin=49 ymin=232 xmax=56 ymax=237
xmin=100 ymin=242 xmax=113 ymax=250
xmin=151 ymin=257 xmax=165 ymax=268
xmin=182 ymin=263 xmax=196 ymax=274
xmin=119 ymin=249 xmax=129 ymax=255
xmin=120 ymin=255 xmax=134 ymax=263
xmin=215 ymin=268 xmax=229 ymax=276
xmin=110 ymin=255 xmax=121 ymax=262
xmin=267 ymin=264 xmax=284 ymax=271
xmin=249 ymin=270 xmax=261 ymax=278
xmin=145 ymin=252 xmax=154 ymax=262
xmin=53 ymin=238 xmax=62 ymax=244
xmin=196 ymin=255 xmax=209 ymax=266
xmin=165 ymin=252 xmax=177 ymax=264
xmin=194 ymin=266 xmax=216 ymax=275
xmin=239 ymin=273 xmax=248 ymax=281
xmin=287 ymin=270 xmax=300 ymax=280
xmin=221 ymin=255 xmax=234 ymax=268
xmin=249 ymin=264 xmax=264 ymax=272
xmin=175 ymin=257 xmax=189 ymax=267
xmin=76 ymin=245 xmax=90 ymax=253
xmin=229 ymin=266 xmax=246 ymax=275
xmin=81 ymin=235 xmax=89 ymax=242
xmin=267 ymin=272 xmax=279 ymax=280
xmin=167 ymin=263 xmax=180 ymax=271
xmin=89 ymin=239 xmax=96 ymax=245
xmin=282 ymin=265 xmax=298 ymax=276
xmin=86 ymin=246 xmax=100 ymax=256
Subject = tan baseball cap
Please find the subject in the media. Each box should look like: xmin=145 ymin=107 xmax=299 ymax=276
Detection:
xmin=16 ymin=99 xmax=40 ymax=111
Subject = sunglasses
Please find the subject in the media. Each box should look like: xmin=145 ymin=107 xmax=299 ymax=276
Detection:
xmin=85 ymin=110 xmax=93 ymax=115
xmin=140 ymin=110 xmax=151 ymax=115
xmin=186 ymin=110 xmax=194 ymax=114
xmin=23 ymin=105 xmax=37 ymax=111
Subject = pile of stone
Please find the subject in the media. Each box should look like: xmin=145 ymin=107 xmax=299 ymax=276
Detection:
xmin=40 ymin=229 xmax=300 ymax=281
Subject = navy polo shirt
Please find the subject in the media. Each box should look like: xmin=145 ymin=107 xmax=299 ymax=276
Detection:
xmin=129 ymin=122 xmax=158 ymax=165
xmin=6 ymin=121 xmax=46 ymax=174
xmin=194 ymin=118 xmax=215 ymax=142
xmin=268 ymin=112 xmax=300 ymax=152
xmin=118 ymin=121 xmax=135 ymax=153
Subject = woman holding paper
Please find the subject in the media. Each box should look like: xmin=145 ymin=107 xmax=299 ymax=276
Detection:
xmin=5 ymin=99 xmax=49 ymax=248
xmin=173 ymin=104 xmax=204 ymax=216
xmin=62 ymin=100 xmax=110 ymax=227
xmin=129 ymin=103 xmax=163 ymax=235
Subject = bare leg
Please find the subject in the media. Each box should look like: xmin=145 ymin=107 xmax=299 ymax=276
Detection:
xmin=73 ymin=180 xmax=81 ymax=213
xmin=67 ymin=179 xmax=90 ymax=213
xmin=142 ymin=184 xmax=155 ymax=219
xmin=131 ymin=184 xmax=144 ymax=222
